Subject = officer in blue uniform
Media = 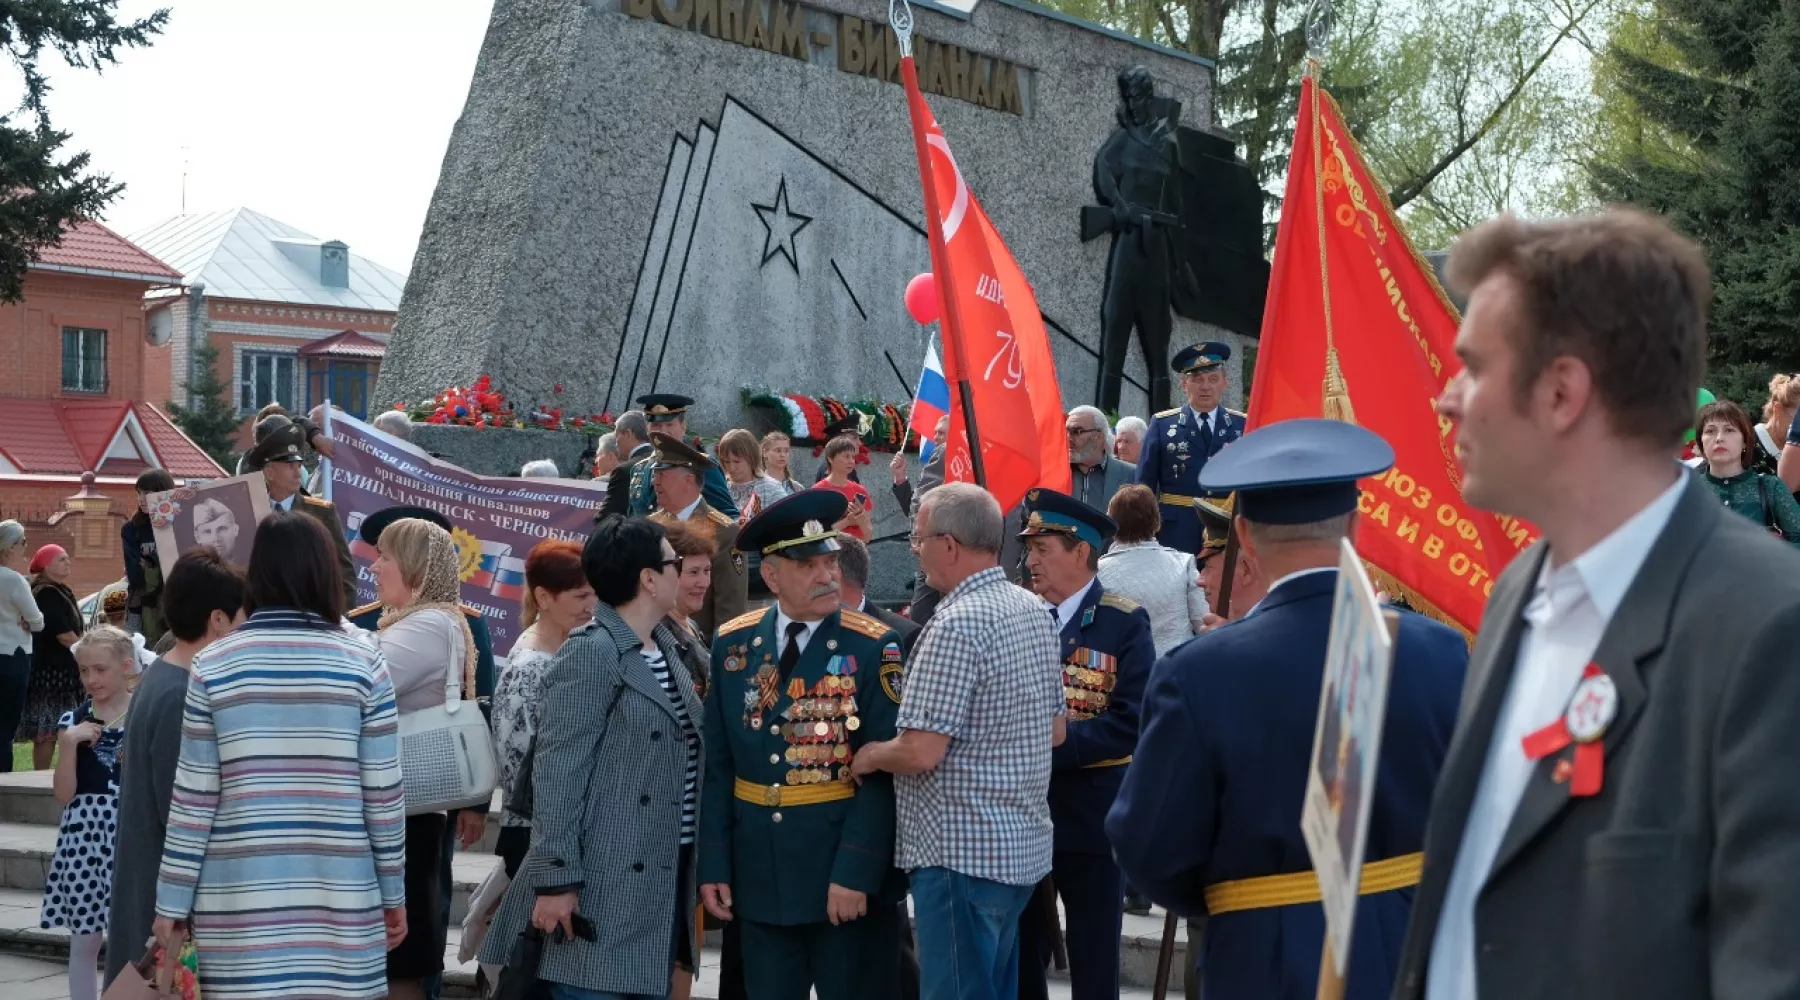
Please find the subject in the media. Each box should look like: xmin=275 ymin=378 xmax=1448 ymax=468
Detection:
xmin=1133 ymin=341 xmax=1246 ymax=554
xmin=1106 ymin=419 xmax=1467 ymax=1000
xmin=1014 ymin=489 xmax=1155 ymax=1000
xmin=627 ymin=393 xmax=739 ymax=518
xmin=698 ymin=490 xmax=906 ymax=1000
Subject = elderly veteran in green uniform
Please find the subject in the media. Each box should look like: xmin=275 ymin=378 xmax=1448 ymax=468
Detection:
xmin=698 ymin=489 xmax=907 ymax=1000
xmin=625 ymin=393 xmax=739 ymax=518
xmin=645 ymin=432 xmax=747 ymax=638
xmin=242 ymin=414 xmax=356 ymax=610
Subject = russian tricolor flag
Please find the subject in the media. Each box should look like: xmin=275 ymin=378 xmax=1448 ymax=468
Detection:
xmin=910 ymin=344 xmax=949 ymax=462
xmin=491 ymin=556 xmax=527 ymax=602
xmin=470 ymin=541 xmax=512 ymax=590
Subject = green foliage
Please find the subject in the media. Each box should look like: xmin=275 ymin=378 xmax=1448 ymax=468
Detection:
xmin=1585 ymin=0 xmax=1800 ymax=408
xmin=0 ymin=0 xmax=168 ymax=302
xmin=166 ymin=341 xmax=241 ymax=471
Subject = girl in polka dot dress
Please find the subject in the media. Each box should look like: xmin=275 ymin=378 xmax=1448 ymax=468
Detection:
xmin=41 ymin=625 xmax=134 ymax=1000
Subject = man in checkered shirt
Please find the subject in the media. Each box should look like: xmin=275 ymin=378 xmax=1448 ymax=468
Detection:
xmin=853 ymin=482 xmax=1068 ymax=1000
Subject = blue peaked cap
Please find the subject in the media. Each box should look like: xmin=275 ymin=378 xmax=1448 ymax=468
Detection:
xmin=1197 ymin=418 xmax=1395 ymax=525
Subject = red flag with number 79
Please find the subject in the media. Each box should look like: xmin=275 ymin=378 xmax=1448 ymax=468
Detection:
xmin=897 ymin=39 xmax=1067 ymax=512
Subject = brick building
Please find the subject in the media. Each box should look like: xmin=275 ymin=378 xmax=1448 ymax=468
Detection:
xmin=130 ymin=208 xmax=406 ymax=446
xmin=0 ymin=221 xmax=227 ymax=597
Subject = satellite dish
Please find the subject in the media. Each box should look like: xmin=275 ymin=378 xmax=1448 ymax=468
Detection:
xmin=146 ymin=308 xmax=173 ymax=347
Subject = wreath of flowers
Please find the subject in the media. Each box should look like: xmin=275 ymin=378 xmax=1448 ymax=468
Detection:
xmin=743 ymin=388 xmax=910 ymax=451
xmin=396 ymin=376 xmax=614 ymax=435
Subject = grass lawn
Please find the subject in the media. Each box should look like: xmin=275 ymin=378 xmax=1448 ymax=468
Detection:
xmin=8 ymin=742 xmax=54 ymax=772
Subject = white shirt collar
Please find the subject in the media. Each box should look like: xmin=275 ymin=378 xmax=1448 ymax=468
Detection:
xmin=1185 ymin=404 xmax=1222 ymax=425
xmin=1049 ymin=578 xmax=1099 ymax=630
xmin=273 ymin=494 xmax=295 ymax=512
xmin=774 ymin=606 xmax=825 ymax=656
xmin=1545 ymin=470 xmax=1685 ymax=622
xmin=675 ymin=495 xmax=704 ymax=522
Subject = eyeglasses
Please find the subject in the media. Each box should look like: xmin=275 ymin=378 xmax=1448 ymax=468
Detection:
xmin=908 ymin=531 xmax=950 ymax=550
xmin=655 ymin=556 xmax=683 ymax=573
xmin=1066 ymin=426 xmax=1101 ymax=438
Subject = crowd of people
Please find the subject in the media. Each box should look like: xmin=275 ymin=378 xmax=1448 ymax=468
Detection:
xmin=3 ymin=207 xmax=1800 ymax=1000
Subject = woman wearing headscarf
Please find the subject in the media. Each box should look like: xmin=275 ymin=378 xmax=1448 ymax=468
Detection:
xmin=20 ymin=545 xmax=84 ymax=770
xmin=367 ymin=517 xmax=480 ymax=1000
xmin=0 ymin=522 xmax=43 ymax=772
xmin=121 ymin=469 xmax=176 ymax=643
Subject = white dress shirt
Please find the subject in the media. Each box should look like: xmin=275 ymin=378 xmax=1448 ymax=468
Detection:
xmin=1244 ymin=566 xmax=1336 ymax=617
xmin=272 ymin=494 xmax=295 ymax=513
xmin=1050 ymin=579 xmax=1098 ymax=631
xmin=1426 ymin=473 xmax=1684 ymax=999
xmin=773 ymin=608 xmax=822 ymax=659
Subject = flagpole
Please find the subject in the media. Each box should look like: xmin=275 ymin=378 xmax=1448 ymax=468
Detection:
xmin=891 ymin=0 xmax=987 ymax=488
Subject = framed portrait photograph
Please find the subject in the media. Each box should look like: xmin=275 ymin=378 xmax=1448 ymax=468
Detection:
xmin=145 ymin=473 xmax=275 ymax=578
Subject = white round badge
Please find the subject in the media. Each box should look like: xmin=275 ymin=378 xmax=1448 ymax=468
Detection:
xmin=1564 ymin=673 xmax=1618 ymax=743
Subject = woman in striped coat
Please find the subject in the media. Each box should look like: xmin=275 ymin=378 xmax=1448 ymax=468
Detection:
xmin=152 ymin=512 xmax=408 ymax=1000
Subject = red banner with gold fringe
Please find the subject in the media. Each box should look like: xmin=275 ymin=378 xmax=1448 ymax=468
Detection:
xmin=1244 ymin=73 xmax=1537 ymax=631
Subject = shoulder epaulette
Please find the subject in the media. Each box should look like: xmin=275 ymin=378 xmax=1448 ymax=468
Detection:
xmin=300 ymin=494 xmax=333 ymax=508
xmin=705 ymin=507 xmax=735 ymax=528
xmin=718 ymin=607 xmax=769 ymax=635
xmin=838 ymin=607 xmax=894 ymax=641
xmin=1099 ymin=593 xmax=1141 ymax=614
xmin=349 ymin=600 xmax=383 ymax=617
xmin=1155 ymin=407 xmax=1181 ymax=418
xmin=1225 ymin=407 xmax=1246 ymax=418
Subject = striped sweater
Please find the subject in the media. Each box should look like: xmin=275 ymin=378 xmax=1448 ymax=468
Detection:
xmin=154 ymin=609 xmax=407 ymax=1000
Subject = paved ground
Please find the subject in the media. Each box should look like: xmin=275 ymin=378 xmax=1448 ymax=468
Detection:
xmin=0 ymin=952 xmax=69 ymax=1000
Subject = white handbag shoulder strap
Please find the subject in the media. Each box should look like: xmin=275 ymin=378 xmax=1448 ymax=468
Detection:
xmin=439 ymin=609 xmax=465 ymax=710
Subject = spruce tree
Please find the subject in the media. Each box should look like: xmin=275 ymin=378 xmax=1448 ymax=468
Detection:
xmin=166 ymin=341 xmax=241 ymax=472
xmin=1589 ymin=1 xmax=1800 ymax=405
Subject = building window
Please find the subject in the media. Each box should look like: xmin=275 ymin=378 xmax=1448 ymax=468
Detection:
xmin=239 ymin=351 xmax=296 ymax=415
xmin=307 ymin=361 xmax=375 ymax=420
xmin=61 ymin=327 xmax=107 ymax=393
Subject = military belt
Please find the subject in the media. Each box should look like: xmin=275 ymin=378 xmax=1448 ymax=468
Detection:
xmin=1202 ymin=852 xmax=1424 ymax=915
xmin=734 ymin=776 xmax=855 ymax=808
xmin=1082 ymin=756 xmax=1132 ymax=768
xmin=1159 ymin=493 xmax=1200 ymax=508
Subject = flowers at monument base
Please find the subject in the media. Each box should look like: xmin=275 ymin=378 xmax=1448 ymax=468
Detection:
xmin=743 ymin=387 xmax=909 ymax=450
xmin=397 ymin=375 xmax=614 ymax=435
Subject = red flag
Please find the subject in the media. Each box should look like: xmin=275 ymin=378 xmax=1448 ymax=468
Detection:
xmin=899 ymin=46 xmax=1067 ymax=512
xmin=1246 ymin=75 xmax=1537 ymax=630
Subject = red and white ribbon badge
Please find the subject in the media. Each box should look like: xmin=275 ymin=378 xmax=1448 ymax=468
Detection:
xmin=1520 ymin=663 xmax=1618 ymax=798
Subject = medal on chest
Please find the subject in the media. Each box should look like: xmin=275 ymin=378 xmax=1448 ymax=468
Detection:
xmin=1520 ymin=663 xmax=1617 ymax=797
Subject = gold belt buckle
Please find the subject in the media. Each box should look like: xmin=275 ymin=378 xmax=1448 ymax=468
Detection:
xmin=763 ymin=784 xmax=782 ymax=807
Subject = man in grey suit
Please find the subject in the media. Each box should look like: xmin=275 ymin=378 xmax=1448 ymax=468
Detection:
xmin=1066 ymin=405 xmax=1136 ymax=515
xmin=1397 ymin=209 xmax=1800 ymax=999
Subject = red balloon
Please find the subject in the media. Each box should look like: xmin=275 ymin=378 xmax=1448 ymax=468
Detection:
xmin=904 ymin=272 xmax=940 ymax=325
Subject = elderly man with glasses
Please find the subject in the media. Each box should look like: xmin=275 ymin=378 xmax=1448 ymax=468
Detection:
xmin=1066 ymin=406 xmax=1136 ymax=516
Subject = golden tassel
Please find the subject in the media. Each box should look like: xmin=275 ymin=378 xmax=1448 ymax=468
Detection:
xmin=1322 ymin=346 xmax=1357 ymax=425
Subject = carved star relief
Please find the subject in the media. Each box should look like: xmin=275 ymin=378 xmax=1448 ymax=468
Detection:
xmin=752 ymin=178 xmax=813 ymax=274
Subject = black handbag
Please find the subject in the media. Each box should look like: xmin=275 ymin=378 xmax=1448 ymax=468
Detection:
xmin=492 ymin=928 xmax=551 ymax=1000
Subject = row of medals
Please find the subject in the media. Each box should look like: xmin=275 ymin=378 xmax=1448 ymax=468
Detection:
xmin=1064 ymin=660 xmax=1116 ymax=722
xmin=1166 ymin=425 xmax=1193 ymax=475
xmin=781 ymin=670 xmax=860 ymax=784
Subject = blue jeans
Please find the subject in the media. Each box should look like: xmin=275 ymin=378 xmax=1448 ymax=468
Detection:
xmin=910 ymin=867 xmax=1036 ymax=1000
xmin=547 ymin=982 xmax=666 ymax=1000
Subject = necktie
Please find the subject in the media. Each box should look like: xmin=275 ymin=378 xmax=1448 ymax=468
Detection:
xmin=778 ymin=621 xmax=808 ymax=682
xmin=1198 ymin=410 xmax=1214 ymax=454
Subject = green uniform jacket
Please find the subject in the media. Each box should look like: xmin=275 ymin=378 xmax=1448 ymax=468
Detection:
xmin=292 ymin=490 xmax=357 ymax=612
xmin=699 ymin=606 xmax=907 ymax=925
xmin=629 ymin=457 xmax=739 ymax=519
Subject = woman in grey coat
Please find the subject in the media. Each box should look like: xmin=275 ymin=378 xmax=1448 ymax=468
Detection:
xmin=479 ymin=516 xmax=704 ymax=1000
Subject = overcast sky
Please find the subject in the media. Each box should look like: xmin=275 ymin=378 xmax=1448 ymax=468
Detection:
xmin=7 ymin=0 xmax=495 ymax=275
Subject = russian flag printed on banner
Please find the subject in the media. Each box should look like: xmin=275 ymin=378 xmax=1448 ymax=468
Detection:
xmin=470 ymin=540 xmax=512 ymax=589
xmin=491 ymin=556 xmax=527 ymax=602
xmin=910 ymin=344 xmax=949 ymax=460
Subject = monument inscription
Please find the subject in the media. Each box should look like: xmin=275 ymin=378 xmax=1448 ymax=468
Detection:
xmin=620 ymin=0 xmax=1028 ymax=114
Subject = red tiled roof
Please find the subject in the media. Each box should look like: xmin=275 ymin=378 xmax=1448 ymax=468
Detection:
xmin=0 ymin=399 xmax=224 ymax=480
xmin=32 ymin=220 xmax=183 ymax=283
xmin=298 ymin=329 xmax=386 ymax=359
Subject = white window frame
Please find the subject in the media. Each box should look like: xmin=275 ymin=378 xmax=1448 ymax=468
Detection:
xmin=61 ymin=326 xmax=108 ymax=393
xmin=236 ymin=347 xmax=299 ymax=416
